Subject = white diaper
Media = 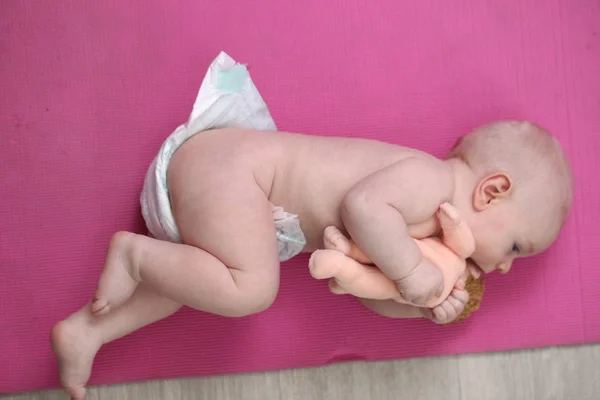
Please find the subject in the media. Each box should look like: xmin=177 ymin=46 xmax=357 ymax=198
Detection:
xmin=140 ymin=52 xmax=306 ymax=262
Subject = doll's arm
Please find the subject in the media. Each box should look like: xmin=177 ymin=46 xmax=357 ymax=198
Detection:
xmin=437 ymin=203 xmax=475 ymax=259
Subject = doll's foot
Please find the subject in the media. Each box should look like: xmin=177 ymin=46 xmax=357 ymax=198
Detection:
xmin=309 ymin=249 xmax=348 ymax=279
xmin=323 ymin=226 xmax=352 ymax=254
xmin=328 ymin=278 xmax=349 ymax=294
xmin=51 ymin=311 xmax=102 ymax=400
xmin=91 ymin=232 xmax=139 ymax=316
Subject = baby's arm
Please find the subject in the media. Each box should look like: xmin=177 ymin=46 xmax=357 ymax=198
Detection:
xmin=341 ymin=157 xmax=454 ymax=305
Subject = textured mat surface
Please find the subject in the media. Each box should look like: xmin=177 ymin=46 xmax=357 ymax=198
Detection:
xmin=1 ymin=0 xmax=599 ymax=394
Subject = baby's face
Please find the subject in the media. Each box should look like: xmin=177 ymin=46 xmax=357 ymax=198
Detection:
xmin=467 ymin=198 xmax=560 ymax=275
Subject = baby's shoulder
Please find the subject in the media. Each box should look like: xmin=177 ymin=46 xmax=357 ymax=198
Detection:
xmin=388 ymin=151 xmax=454 ymax=183
xmin=369 ymin=153 xmax=455 ymax=204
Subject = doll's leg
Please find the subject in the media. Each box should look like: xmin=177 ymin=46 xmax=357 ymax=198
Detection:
xmin=309 ymin=249 xmax=398 ymax=299
xmin=328 ymin=278 xmax=348 ymax=294
xmin=92 ymin=175 xmax=280 ymax=317
xmin=323 ymin=226 xmax=371 ymax=264
xmin=324 ymin=226 xmax=353 ymax=253
xmin=52 ymin=284 xmax=181 ymax=400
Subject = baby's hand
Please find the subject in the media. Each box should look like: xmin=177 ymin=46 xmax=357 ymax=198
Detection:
xmin=396 ymin=258 xmax=444 ymax=306
xmin=421 ymin=279 xmax=469 ymax=324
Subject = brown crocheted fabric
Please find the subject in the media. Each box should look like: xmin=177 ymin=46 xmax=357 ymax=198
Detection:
xmin=449 ymin=275 xmax=485 ymax=324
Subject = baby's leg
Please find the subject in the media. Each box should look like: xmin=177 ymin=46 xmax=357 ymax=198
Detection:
xmin=93 ymin=175 xmax=280 ymax=317
xmin=52 ymin=284 xmax=181 ymax=400
xmin=358 ymin=298 xmax=425 ymax=319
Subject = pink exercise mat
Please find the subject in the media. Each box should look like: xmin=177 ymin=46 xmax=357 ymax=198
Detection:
xmin=1 ymin=0 xmax=599 ymax=394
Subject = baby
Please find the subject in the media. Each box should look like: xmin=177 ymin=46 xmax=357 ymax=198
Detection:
xmin=52 ymin=120 xmax=572 ymax=399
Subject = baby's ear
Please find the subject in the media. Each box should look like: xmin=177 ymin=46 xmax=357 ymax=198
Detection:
xmin=473 ymin=172 xmax=512 ymax=210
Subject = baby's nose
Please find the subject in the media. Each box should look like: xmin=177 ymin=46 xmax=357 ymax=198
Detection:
xmin=497 ymin=261 xmax=512 ymax=274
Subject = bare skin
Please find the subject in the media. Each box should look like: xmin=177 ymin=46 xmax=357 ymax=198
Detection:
xmin=52 ymin=125 xmax=569 ymax=398
xmin=90 ymin=129 xmax=451 ymax=316
xmin=52 ymin=284 xmax=181 ymax=399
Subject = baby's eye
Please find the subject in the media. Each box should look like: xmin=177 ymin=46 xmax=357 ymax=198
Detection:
xmin=512 ymin=243 xmax=521 ymax=253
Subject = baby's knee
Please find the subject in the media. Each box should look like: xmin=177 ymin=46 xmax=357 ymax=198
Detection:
xmin=228 ymin=281 xmax=278 ymax=317
xmin=244 ymin=291 xmax=278 ymax=316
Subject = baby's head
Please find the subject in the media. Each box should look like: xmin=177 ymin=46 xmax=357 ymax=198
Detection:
xmin=447 ymin=121 xmax=572 ymax=275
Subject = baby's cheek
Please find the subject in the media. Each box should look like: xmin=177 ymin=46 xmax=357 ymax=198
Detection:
xmin=473 ymin=235 xmax=493 ymax=257
xmin=471 ymin=236 xmax=500 ymax=270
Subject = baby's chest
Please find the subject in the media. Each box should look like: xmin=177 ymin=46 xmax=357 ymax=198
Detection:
xmin=407 ymin=217 xmax=440 ymax=239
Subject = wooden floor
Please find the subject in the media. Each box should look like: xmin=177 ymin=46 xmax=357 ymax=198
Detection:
xmin=5 ymin=344 xmax=599 ymax=400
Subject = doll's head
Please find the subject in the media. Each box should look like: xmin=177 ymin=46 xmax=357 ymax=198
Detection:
xmin=447 ymin=121 xmax=573 ymax=275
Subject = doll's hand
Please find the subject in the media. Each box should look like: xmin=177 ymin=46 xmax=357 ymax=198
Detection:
xmin=396 ymin=258 xmax=444 ymax=306
xmin=466 ymin=260 xmax=482 ymax=279
xmin=438 ymin=202 xmax=461 ymax=226
xmin=421 ymin=279 xmax=469 ymax=324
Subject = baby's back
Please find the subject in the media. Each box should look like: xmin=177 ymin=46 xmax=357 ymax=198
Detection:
xmin=173 ymin=128 xmax=432 ymax=250
xmin=271 ymin=131 xmax=427 ymax=248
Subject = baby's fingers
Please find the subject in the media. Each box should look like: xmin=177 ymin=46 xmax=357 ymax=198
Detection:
xmin=429 ymin=289 xmax=469 ymax=324
xmin=432 ymin=305 xmax=448 ymax=323
xmin=450 ymin=288 xmax=469 ymax=304
xmin=446 ymin=294 xmax=466 ymax=317
xmin=433 ymin=301 xmax=454 ymax=324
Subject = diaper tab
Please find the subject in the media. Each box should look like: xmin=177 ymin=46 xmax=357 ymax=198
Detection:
xmin=272 ymin=206 xmax=306 ymax=262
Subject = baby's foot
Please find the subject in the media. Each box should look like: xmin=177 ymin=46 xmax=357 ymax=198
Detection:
xmin=91 ymin=232 xmax=139 ymax=316
xmin=323 ymin=226 xmax=352 ymax=254
xmin=51 ymin=311 xmax=102 ymax=400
